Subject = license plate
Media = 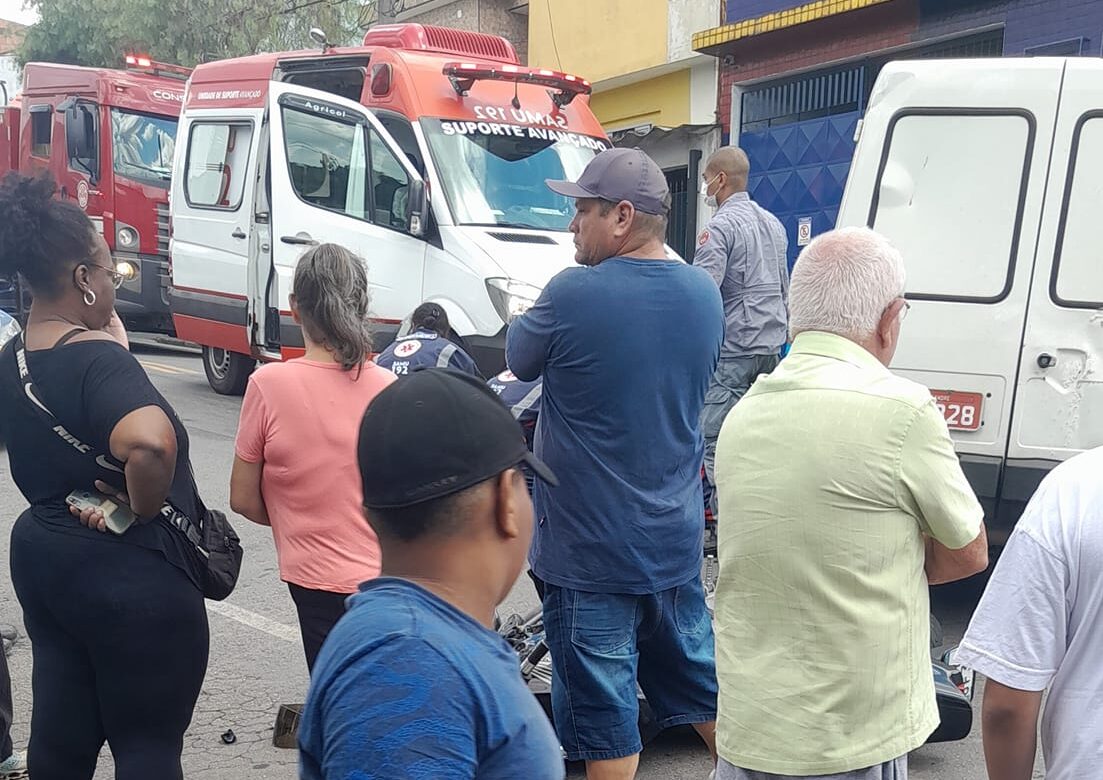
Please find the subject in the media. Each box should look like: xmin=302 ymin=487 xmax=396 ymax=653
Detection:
xmin=931 ymin=390 xmax=983 ymax=431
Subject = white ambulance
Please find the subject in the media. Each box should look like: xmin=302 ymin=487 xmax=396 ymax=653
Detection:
xmin=168 ymin=24 xmax=610 ymax=394
xmin=838 ymin=57 xmax=1103 ymax=540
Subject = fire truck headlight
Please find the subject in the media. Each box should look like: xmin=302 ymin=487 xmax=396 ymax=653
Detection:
xmin=116 ymin=224 xmax=139 ymax=249
xmin=115 ymin=261 xmax=138 ymax=282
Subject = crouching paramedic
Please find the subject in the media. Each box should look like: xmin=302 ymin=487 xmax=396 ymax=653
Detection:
xmin=488 ymin=369 xmax=541 ymax=448
xmin=375 ymin=302 xmax=481 ymax=377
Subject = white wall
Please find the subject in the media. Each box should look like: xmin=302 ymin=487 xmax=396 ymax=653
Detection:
xmin=668 ymin=0 xmax=721 ymax=64
xmin=0 ymin=56 xmax=19 ymax=103
xmin=689 ymin=58 xmax=717 ymax=125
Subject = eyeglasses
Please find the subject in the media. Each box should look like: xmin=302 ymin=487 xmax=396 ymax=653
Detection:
xmin=89 ymin=263 xmax=126 ymax=290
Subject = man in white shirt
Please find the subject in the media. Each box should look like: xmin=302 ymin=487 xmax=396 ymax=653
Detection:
xmin=956 ymin=446 xmax=1103 ymax=780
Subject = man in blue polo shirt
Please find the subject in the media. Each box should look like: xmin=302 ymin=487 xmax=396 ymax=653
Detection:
xmin=507 ymin=148 xmax=724 ymax=779
xmin=299 ymin=370 xmax=563 ymax=780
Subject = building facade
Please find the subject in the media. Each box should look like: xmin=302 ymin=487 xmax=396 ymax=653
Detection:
xmin=379 ymin=0 xmax=529 ymax=62
xmin=0 ymin=19 xmax=25 ymax=102
xmin=527 ymin=0 xmax=723 ymax=260
xmin=695 ymin=0 xmax=1103 ymax=268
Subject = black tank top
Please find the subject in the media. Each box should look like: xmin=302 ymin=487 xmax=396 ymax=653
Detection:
xmin=0 ymin=336 xmax=205 ymax=588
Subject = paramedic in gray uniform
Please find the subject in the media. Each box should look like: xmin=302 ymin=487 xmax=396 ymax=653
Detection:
xmin=695 ymin=147 xmax=790 ymax=518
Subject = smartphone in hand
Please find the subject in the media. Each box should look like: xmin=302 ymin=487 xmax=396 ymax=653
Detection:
xmin=66 ymin=489 xmax=138 ymax=535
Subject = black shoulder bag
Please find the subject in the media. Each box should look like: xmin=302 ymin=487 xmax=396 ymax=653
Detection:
xmin=13 ymin=333 xmax=243 ymax=600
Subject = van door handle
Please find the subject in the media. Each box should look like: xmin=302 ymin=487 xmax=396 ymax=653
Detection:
xmin=1037 ymin=353 xmax=1057 ymax=369
xmin=280 ymin=235 xmax=318 ymax=246
xmin=231 ymin=228 xmax=247 ymax=239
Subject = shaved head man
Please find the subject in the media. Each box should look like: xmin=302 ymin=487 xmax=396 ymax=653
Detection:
xmin=695 ymin=147 xmax=790 ymax=528
xmin=702 ymin=147 xmax=750 ymax=198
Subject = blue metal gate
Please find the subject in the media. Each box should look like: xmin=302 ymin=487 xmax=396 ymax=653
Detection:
xmin=738 ymin=67 xmax=863 ymax=271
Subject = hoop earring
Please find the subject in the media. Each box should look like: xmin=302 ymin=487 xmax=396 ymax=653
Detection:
xmin=83 ymin=289 xmax=96 ymax=306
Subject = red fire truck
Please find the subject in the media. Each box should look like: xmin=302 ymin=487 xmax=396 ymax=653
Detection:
xmin=0 ymin=56 xmax=189 ymax=331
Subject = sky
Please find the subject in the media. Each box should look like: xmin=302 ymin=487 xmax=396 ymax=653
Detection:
xmin=0 ymin=0 xmax=36 ymax=26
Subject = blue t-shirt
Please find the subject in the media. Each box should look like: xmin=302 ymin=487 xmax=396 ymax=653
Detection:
xmin=299 ymin=579 xmax=564 ymax=780
xmin=375 ymin=329 xmax=482 ymax=377
xmin=506 ymin=257 xmax=724 ymax=594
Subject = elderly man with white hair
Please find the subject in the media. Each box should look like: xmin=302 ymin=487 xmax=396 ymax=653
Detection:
xmin=712 ymin=227 xmax=989 ymax=780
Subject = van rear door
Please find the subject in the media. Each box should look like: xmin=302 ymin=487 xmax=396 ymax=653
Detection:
xmin=266 ymin=82 xmax=427 ymax=351
xmin=1006 ymin=59 xmax=1103 ymax=485
xmin=837 ymin=59 xmax=1064 ymax=526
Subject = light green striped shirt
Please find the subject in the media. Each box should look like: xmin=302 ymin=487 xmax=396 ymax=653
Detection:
xmin=714 ymin=331 xmax=983 ymax=775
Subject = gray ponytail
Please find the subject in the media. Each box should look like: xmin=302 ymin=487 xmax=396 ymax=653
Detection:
xmin=292 ymin=243 xmax=372 ymax=372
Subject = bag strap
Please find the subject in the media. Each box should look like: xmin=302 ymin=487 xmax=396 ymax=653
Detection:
xmin=12 ymin=334 xmax=208 ymax=551
xmin=13 ymin=333 xmax=125 ymax=474
xmin=54 ymin=328 xmax=88 ymax=347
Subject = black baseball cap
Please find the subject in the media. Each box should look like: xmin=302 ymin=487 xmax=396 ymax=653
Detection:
xmin=546 ymin=147 xmax=671 ymax=216
xmin=358 ymin=369 xmax=557 ymax=509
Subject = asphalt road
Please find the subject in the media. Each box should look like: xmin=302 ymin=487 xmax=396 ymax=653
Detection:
xmin=0 ymin=340 xmax=1043 ymax=779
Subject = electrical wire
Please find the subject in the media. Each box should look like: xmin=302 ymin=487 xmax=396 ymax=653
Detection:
xmin=545 ymin=0 xmax=563 ymax=70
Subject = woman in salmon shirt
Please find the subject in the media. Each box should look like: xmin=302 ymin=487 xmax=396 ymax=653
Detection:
xmin=230 ymin=243 xmax=395 ymax=672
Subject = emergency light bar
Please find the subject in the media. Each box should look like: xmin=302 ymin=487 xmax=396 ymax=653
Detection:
xmin=123 ymin=54 xmax=192 ymax=80
xmin=442 ymin=62 xmax=592 ymax=108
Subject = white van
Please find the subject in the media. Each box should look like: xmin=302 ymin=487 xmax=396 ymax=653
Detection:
xmin=838 ymin=57 xmax=1103 ymax=541
xmin=168 ymin=25 xmax=611 ymax=394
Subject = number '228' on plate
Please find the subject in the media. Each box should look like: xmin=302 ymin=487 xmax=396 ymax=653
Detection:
xmin=931 ymin=390 xmax=983 ymax=431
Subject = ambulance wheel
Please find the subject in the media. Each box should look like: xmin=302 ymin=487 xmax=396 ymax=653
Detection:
xmin=203 ymin=346 xmax=255 ymax=396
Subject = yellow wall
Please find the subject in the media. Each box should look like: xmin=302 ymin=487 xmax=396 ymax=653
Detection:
xmin=528 ymin=0 xmax=669 ymax=83
xmin=589 ymin=70 xmax=691 ymax=130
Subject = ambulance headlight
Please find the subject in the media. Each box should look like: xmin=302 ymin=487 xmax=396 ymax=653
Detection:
xmin=486 ymin=278 xmax=540 ymax=324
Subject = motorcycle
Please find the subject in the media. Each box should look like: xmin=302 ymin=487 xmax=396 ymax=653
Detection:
xmin=499 ymin=603 xmax=974 ymax=749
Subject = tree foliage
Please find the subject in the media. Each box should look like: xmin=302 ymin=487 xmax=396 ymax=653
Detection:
xmin=19 ymin=0 xmax=379 ymax=68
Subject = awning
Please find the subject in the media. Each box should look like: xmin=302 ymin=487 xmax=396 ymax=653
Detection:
xmin=693 ymin=0 xmax=896 ymax=56
xmin=609 ymin=123 xmax=719 ymax=151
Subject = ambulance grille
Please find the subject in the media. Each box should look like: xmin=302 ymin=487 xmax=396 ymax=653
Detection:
xmin=422 ymin=25 xmax=515 ymax=62
xmin=364 ymin=23 xmax=519 ymax=64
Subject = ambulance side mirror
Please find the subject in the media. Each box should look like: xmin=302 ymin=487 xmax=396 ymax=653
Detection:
xmin=406 ymin=178 xmax=427 ymax=238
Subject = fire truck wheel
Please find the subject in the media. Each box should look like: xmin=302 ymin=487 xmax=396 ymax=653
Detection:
xmin=203 ymin=346 xmax=255 ymax=396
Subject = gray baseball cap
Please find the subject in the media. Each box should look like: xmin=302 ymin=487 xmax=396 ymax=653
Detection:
xmin=546 ymin=148 xmax=671 ymax=216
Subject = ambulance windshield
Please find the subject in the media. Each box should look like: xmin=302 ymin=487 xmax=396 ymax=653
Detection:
xmin=111 ymin=109 xmax=178 ymax=187
xmin=422 ymin=118 xmax=609 ymax=231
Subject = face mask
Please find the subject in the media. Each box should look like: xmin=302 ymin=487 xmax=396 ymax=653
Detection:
xmin=701 ymin=173 xmax=721 ymax=208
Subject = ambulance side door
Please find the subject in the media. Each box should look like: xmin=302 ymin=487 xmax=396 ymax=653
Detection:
xmin=169 ymin=108 xmax=264 ymax=353
xmin=267 ymin=83 xmax=427 ymax=348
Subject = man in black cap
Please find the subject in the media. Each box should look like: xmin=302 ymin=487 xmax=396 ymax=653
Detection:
xmin=297 ymin=370 xmax=563 ymax=780
xmin=507 ymin=147 xmax=725 ymax=779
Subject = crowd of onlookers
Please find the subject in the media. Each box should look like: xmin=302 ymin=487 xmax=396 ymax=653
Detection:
xmin=0 ymin=141 xmax=1099 ymax=780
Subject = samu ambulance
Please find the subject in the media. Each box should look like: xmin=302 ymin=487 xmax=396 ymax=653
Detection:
xmin=169 ymin=23 xmax=610 ymax=394
xmin=838 ymin=57 xmax=1103 ymax=543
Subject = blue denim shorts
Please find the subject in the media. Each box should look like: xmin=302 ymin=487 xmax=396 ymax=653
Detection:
xmin=542 ymin=576 xmax=718 ymax=762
